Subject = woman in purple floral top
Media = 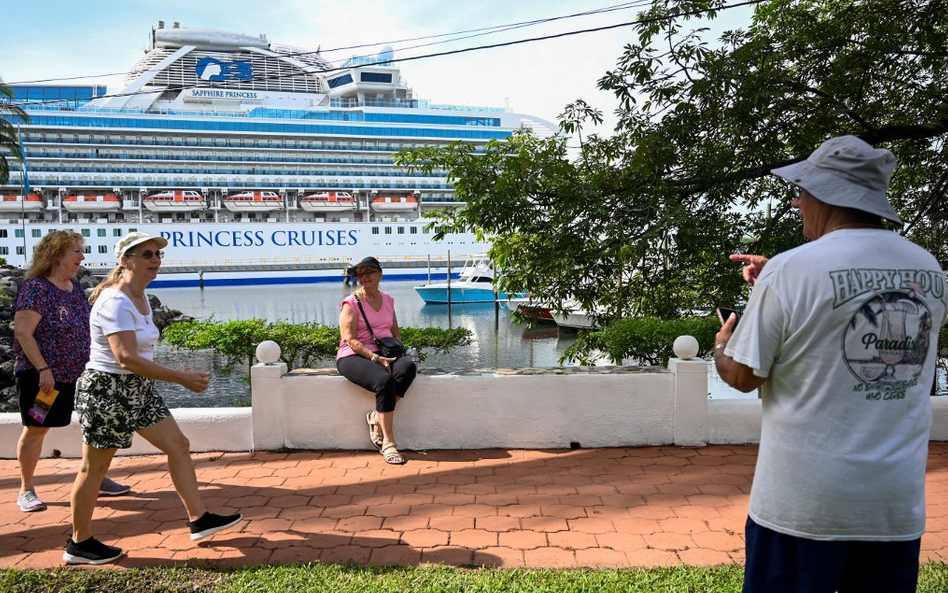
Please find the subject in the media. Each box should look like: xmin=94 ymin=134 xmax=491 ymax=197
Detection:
xmin=13 ymin=230 xmax=129 ymax=513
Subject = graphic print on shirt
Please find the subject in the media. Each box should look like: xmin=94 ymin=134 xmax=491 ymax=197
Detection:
xmin=831 ymin=267 xmax=945 ymax=400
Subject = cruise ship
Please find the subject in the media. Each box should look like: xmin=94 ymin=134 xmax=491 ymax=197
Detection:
xmin=1 ymin=22 xmax=556 ymax=287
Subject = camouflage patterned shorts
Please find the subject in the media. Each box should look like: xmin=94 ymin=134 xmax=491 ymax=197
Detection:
xmin=75 ymin=369 xmax=171 ymax=449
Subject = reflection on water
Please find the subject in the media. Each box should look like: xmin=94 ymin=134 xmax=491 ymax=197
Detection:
xmin=151 ymin=280 xmax=581 ymax=407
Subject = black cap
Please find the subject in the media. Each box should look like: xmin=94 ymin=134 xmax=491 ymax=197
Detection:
xmin=347 ymin=256 xmax=383 ymax=276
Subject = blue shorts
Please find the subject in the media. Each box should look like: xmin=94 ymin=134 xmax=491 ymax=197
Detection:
xmin=743 ymin=516 xmax=920 ymax=593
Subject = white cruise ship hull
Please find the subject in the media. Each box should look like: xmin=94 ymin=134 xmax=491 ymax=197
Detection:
xmin=0 ymin=219 xmax=487 ymax=288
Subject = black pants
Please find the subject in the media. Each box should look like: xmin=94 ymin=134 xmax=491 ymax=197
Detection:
xmin=336 ymin=355 xmax=416 ymax=413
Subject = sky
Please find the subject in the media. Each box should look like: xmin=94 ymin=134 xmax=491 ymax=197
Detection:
xmin=0 ymin=0 xmax=755 ymax=135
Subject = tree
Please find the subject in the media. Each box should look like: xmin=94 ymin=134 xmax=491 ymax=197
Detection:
xmin=0 ymin=79 xmax=28 ymax=184
xmin=397 ymin=0 xmax=948 ymax=345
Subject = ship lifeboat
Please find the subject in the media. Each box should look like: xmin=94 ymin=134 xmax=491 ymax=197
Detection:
xmin=371 ymin=195 xmax=418 ymax=212
xmin=62 ymin=193 xmax=122 ymax=213
xmin=223 ymin=190 xmax=283 ymax=212
xmin=0 ymin=192 xmax=45 ymax=213
xmin=143 ymin=190 xmax=206 ymax=212
xmin=299 ymin=191 xmax=356 ymax=213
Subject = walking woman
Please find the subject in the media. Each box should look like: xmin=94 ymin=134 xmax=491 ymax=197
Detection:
xmin=13 ymin=230 xmax=129 ymax=513
xmin=64 ymin=232 xmax=242 ymax=564
xmin=336 ymin=256 xmax=416 ymax=465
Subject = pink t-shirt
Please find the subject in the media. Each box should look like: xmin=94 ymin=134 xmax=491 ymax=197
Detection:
xmin=336 ymin=291 xmax=397 ymax=360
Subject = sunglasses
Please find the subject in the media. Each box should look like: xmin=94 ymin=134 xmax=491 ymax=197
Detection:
xmin=128 ymin=250 xmax=164 ymax=259
xmin=355 ymin=270 xmax=379 ymax=278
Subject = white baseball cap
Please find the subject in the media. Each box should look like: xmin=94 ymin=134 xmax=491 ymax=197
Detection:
xmin=771 ymin=135 xmax=901 ymax=224
xmin=114 ymin=232 xmax=169 ymax=261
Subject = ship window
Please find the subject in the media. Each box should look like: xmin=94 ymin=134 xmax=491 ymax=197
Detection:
xmin=410 ymin=227 xmax=418 ymax=234
xmin=16 ymin=246 xmax=24 ymax=255
xmin=384 ymin=227 xmax=392 ymax=235
xmin=14 ymin=229 xmax=23 ymax=239
xmin=84 ymin=246 xmax=91 ymax=254
xmin=423 ymin=227 xmax=431 ymax=234
xmin=397 ymin=227 xmax=405 ymax=234
xmin=372 ymin=227 xmax=379 ymax=235
xmin=81 ymin=229 xmax=91 ymax=237
xmin=327 ymin=74 xmax=354 ymax=89
xmin=31 ymin=229 xmax=41 ymax=238
xmin=98 ymin=245 xmax=108 ymax=254
xmin=360 ymin=72 xmax=393 ymax=84
xmin=0 ymin=247 xmax=7 ymax=255
xmin=113 ymin=229 xmax=123 ymax=237
xmin=0 ymin=230 xmax=6 ymax=238
xmin=97 ymin=229 xmax=107 ymax=237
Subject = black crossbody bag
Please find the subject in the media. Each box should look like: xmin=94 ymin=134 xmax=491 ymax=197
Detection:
xmin=353 ymin=294 xmax=406 ymax=358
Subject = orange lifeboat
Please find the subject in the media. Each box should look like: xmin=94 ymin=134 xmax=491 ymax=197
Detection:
xmin=223 ymin=190 xmax=283 ymax=212
xmin=299 ymin=191 xmax=357 ymax=213
xmin=370 ymin=195 xmax=418 ymax=212
xmin=62 ymin=193 xmax=121 ymax=213
xmin=143 ymin=190 xmax=206 ymax=212
xmin=0 ymin=192 xmax=44 ymax=213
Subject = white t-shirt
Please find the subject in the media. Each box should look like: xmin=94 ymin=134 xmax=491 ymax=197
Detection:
xmin=87 ymin=288 xmax=160 ymax=375
xmin=726 ymin=229 xmax=947 ymax=541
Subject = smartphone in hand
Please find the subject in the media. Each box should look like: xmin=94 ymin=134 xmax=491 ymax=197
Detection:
xmin=717 ymin=307 xmax=740 ymax=327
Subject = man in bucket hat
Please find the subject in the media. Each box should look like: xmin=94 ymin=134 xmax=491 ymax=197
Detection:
xmin=715 ymin=136 xmax=948 ymax=592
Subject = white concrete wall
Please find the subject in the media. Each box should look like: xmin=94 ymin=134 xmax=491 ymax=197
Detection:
xmin=2 ymin=359 xmax=948 ymax=458
xmin=278 ymin=369 xmax=677 ymax=450
xmin=0 ymin=408 xmax=252 ymax=459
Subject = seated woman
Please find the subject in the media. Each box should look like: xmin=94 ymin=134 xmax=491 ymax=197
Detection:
xmin=336 ymin=256 xmax=416 ymax=465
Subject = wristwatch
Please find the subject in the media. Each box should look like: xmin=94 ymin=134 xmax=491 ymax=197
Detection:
xmin=371 ymin=353 xmax=380 ymax=363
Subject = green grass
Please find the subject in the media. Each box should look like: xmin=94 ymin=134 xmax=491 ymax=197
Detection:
xmin=0 ymin=562 xmax=946 ymax=593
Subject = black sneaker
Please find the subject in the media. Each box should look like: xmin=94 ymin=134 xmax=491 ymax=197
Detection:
xmin=63 ymin=537 xmax=124 ymax=565
xmin=187 ymin=511 xmax=243 ymax=541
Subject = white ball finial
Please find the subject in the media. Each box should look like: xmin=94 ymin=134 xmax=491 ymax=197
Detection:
xmin=673 ymin=335 xmax=700 ymax=360
xmin=256 ymin=340 xmax=281 ymax=364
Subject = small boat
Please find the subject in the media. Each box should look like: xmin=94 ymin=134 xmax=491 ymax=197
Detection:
xmin=0 ymin=192 xmax=44 ymax=213
xmin=62 ymin=193 xmax=122 ymax=212
xmin=554 ymin=306 xmax=600 ymax=331
xmin=504 ymin=296 xmax=600 ymax=330
xmin=506 ymin=297 xmax=556 ymax=324
xmin=143 ymin=190 xmax=206 ymax=212
xmin=371 ymin=195 xmax=417 ymax=212
xmin=414 ymin=255 xmax=519 ymax=304
xmin=223 ymin=190 xmax=283 ymax=212
xmin=299 ymin=191 xmax=356 ymax=213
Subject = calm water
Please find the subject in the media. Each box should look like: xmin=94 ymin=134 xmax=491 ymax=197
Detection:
xmin=150 ymin=280 xmax=609 ymax=407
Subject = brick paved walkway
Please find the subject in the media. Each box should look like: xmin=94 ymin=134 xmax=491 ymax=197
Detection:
xmin=1 ymin=443 xmax=947 ymax=569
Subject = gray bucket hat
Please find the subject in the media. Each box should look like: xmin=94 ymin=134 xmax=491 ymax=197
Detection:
xmin=771 ymin=135 xmax=901 ymax=224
